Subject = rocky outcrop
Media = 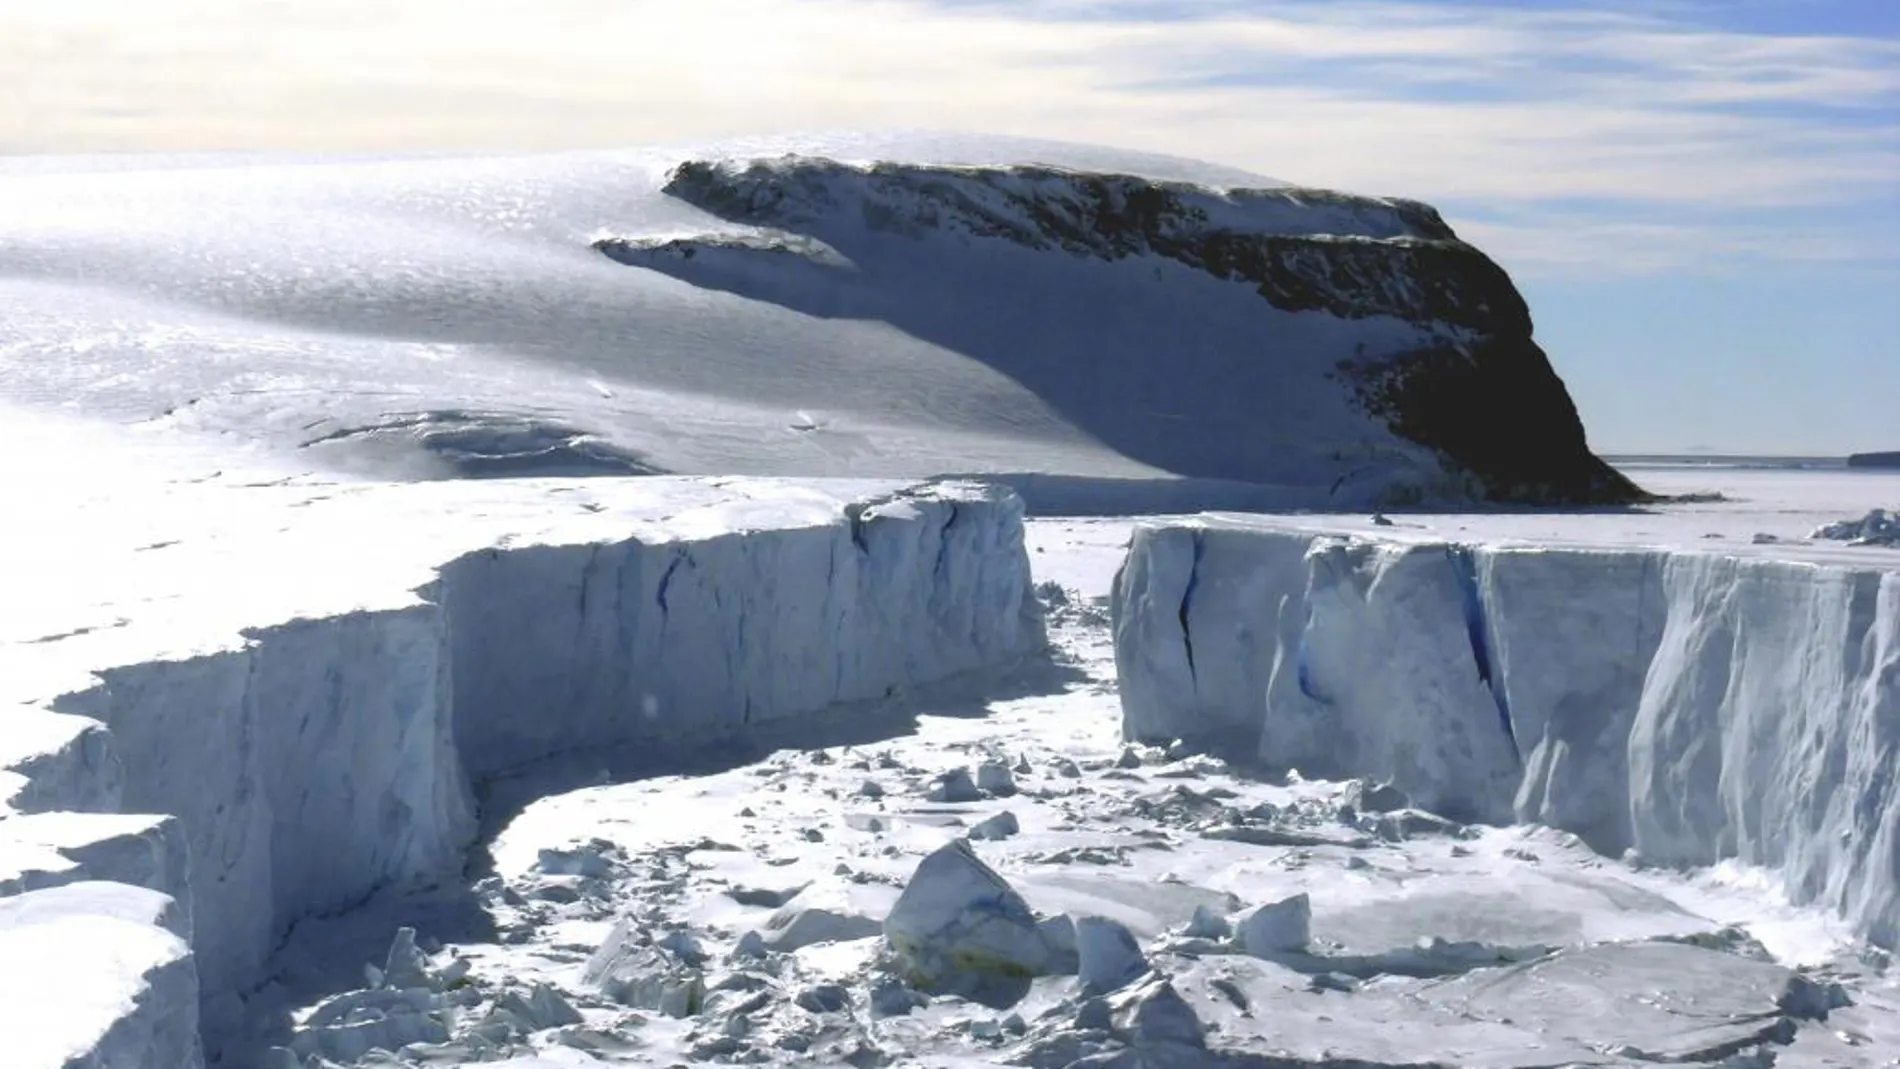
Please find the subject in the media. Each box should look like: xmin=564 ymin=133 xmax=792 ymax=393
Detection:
xmin=656 ymin=157 xmax=1640 ymax=505
xmin=1848 ymin=451 xmax=1900 ymax=470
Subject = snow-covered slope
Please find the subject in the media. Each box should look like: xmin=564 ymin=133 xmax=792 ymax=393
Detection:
xmin=1114 ymin=516 xmax=1900 ymax=946
xmin=0 ymin=131 xmax=1631 ymax=506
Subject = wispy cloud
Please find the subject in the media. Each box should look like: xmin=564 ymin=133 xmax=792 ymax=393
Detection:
xmin=2 ymin=0 xmax=1893 ymax=274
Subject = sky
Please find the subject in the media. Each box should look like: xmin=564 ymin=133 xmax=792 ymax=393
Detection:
xmin=3 ymin=0 xmax=1895 ymax=454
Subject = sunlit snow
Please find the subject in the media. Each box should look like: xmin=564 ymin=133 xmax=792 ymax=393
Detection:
xmin=0 ymin=135 xmax=1896 ymax=1069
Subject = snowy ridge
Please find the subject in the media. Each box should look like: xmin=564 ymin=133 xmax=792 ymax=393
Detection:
xmin=661 ymin=156 xmax=1453 ymax=247
xmin=0 ymin=132 xmax=1629 ymax=507
xmin=0 ymin=475 xmax=1041 ymax=1067
xmin=652 ymin=154 xmax=1636 ymax=504
xmin=1114 ymin=520 xmax=1900 ymax=946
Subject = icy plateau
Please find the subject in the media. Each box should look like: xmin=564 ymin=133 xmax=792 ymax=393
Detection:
xmin=0 ymin=134 xmax=1896 ymax=1069
xmin=0 ymin=131 xmax=1632 ymax=507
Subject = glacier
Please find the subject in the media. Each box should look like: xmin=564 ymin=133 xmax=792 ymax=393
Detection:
xmin=1114 ymin=517 xmax=1900 ymax=947
xmin=0 ymin=474 xmax=1042 ymax=1067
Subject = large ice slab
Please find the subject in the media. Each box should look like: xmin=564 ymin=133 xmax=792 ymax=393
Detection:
xmin=0 ymin=813 xmax=190 ymax=932
xmin=1114 ymin=514 xmax=1900 ymax=946
xmin=1 ymin=456 xmax=1042 ymax=1066
xmin=0 ymin=883 xmax=203 ymax=1069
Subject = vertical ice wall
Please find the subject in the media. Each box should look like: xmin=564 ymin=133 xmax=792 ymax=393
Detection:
xmin=1628 ymin=559 xmax=1900 ymax=945
xmin=1479 ymin=549 xmax=1666 ymax=855
xmin=51 ymin=607 xmax=470 ymax=1003
xmin=445 ymin=491 xmax=1038 ymax=778
xmin=0 ymin=479 xmax=1043 ymax=1067
xmin=1114 ymin=520 xmax=1900 ymax=945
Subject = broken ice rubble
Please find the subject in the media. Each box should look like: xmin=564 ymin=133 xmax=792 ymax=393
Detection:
xmin=273 ymin=926 xmax=588 ymax=1064
xmin=1812 ymin=508 xmax=1900 ymax=546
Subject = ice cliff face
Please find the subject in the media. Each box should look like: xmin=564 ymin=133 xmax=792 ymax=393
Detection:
xmin=0 ymin=479 xmax=1042 ymax=1067
xmin=1114 ymin=521 xmax=1900 ymax=945
xmin=644 ymin=156 xmax=1636 ymax=505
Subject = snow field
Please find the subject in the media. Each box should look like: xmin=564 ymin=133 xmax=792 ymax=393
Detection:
xmin=0 ymin=476 xmax=1042 ymax=1067
xmin=1114 ymin=515 xmax=1900 ymax=947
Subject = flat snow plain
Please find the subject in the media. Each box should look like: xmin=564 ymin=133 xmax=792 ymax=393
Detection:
xmin=1249 ymin=463 xmax=1900 ymax=564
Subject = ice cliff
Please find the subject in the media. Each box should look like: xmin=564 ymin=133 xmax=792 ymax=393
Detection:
xmin=0 ymin=478 xmax=1042 ymax=1068
xmin=1114 ymin=520 xmax=1900 ymax=946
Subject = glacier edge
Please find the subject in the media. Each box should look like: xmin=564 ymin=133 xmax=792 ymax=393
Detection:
xmin=1113 ymin=520 xmax=1900 ymax=946
xmin=0 ymin=478 xmax=1044 ymax=1068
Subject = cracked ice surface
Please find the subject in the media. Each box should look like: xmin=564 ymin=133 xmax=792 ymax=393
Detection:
xmin=1113 ymin=485 xmax=1900 ymax=951
xmin=0 ymin=409 xmax=1042 ymax=1067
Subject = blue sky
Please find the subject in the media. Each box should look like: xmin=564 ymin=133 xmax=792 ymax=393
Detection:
xmin=3 ymin=0 xmax=1895 ymax=453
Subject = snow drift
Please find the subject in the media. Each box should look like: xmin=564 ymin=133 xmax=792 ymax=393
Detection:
xmin=1114 ymin=520 xmax=1900 ymax=946
xmin=0 ymin=478 xmax=1041 ymax=1068
xmin=0 ymin=132 xmax=1632 ymax=507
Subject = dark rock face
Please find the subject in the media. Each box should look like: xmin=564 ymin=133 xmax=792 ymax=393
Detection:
xmin=657 ymin=157 xmax=1642 ymax=505
xmin=1848 ymin=452 xmax=1900 ymax=470
xmin=1339 ymin=338 xmax=1637 ymax=504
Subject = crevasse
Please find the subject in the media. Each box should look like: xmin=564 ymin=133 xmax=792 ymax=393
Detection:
xmin=1113 ymin=520 xmax=1900 ymax=946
